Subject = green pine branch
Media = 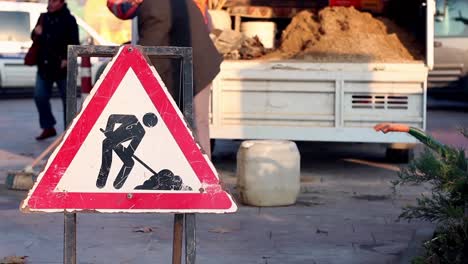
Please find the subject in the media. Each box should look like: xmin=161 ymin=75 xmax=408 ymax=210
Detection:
xmin=393 ymin=128 xmax=467 ymax=224
xmin=394 ymin=127 xmax=468 ymax=263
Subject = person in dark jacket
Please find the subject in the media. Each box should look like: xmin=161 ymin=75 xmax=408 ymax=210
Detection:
xmin=32 ymin=0 xmax=79 ymax=140
xmin=107 ymin=0 xmax=222 ymax=158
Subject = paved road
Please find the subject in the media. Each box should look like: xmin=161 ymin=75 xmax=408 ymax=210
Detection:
xmin=0 ymin=98 xmax=466 ymax=264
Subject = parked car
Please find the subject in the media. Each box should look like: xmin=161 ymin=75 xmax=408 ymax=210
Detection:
xmin=0 ymin=1 xmax=115 ymax=95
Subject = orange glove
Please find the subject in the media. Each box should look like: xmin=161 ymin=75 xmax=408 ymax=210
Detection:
xmin=374 ymin=123 xmax=410 ymax=134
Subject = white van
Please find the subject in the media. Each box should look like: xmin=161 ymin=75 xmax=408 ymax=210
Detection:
xmin=429 ymin=0 xmax=468 ymax=94
xmin=0 ymin=1 xmax=115 ymax=90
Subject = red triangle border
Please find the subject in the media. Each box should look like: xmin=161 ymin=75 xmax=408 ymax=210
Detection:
xmin=22 ymin=45 xmax=236 ymax=213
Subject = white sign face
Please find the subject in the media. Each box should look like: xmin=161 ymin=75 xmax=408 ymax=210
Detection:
xmin=55 ymin=69 xmax=201 ymax=193
xmin=21 ymin=46 xmax=237 ymax=213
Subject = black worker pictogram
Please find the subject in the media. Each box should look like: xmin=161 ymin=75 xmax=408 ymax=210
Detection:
xmin=96 ymin=112 xmax=188 ymax=191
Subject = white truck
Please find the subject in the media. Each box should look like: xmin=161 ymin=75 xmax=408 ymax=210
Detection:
xmin=209 ymin=0 xmax=435 ymax=161
xmin=428 ymin=0 xmax=468 ymax=100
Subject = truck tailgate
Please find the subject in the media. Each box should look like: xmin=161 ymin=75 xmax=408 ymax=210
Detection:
xmin=210 ymin=60 xmax=428 ymax=143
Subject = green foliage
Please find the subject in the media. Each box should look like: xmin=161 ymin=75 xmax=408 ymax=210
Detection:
xmin=393 ymin=130 xmax=468 ymax=264
xmin=420 ymin=219 xmax=468 ymax=264
xmin=411 ymin=256 xmax=426 ymax=264
xmin=399 ymin=192 xmax=464 ymax=224
xmin=393 ymin=145 xmax=467 ymax=224
xmin=460 ymin=128 xmax=468 ymax=138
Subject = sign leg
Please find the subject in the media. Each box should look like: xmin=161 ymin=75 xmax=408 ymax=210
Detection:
xmin=185 ymin=213 xmax=196 ymax=264
xmin=172 ymin=214 xmax=184 ymax=264
xmin=64 ymin=212 xmax=77 ymax=264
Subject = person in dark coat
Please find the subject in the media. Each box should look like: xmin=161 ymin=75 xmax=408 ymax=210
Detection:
xmin=32 ymin=0 xmax=79 ymax=140
xmin=107 ymin=0 xmax=222 ymax=158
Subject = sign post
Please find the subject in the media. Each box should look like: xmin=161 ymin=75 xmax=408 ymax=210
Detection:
xmin=21 ymin=45 xmax=237 ymax=263
xmin=64 ymin=45 xmax=79 ymax=264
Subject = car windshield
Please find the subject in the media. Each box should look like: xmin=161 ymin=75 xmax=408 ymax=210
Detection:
xmin=0 ymin=11 xmax=30 ymax=42
xmin=435 ymin=0 xmax=468 ymax=37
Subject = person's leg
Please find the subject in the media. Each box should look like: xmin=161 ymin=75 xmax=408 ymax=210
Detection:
xmin=113 ymin=144 xmax=135 ymax=189
xmin=56 ymin=78 xmax=67 ymax=128
xmin=193 ymin=84 xmax=211 ymax=159
xmin=34 ymin=73 xmax=57 ymax=139
xmin=96 ymin=138 xmax=114 ymax=188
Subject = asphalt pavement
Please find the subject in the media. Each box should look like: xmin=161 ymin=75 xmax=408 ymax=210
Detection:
xmin=0 ymin=98 xmax=467 ymax=264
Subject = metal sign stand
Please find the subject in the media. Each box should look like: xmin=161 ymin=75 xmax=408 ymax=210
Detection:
xmin=65 ymin=45 xmax=196 ymax=264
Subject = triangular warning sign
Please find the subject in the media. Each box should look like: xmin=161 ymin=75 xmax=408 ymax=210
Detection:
xmin=21 ymin=45 xmax=237 ymax=213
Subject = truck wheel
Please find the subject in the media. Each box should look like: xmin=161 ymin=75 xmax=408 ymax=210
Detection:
xmin=385 ymin=147 xmax=414 ymax=163
xmin=210 ymin=139 xmax=216 ymax=154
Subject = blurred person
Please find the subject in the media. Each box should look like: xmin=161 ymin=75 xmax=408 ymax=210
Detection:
xmin=107 ymin=0 xmax=221 ymax=158
xmin=32 ymin=0 xmax=79 ymax=140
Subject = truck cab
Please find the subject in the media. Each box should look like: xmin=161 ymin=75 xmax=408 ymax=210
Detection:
xmin=428 ymin=0 xmax=468 ymax=100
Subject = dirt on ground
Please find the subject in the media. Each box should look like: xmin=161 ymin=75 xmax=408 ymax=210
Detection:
xmin=263 ymin=7 xmax=423 ymax=62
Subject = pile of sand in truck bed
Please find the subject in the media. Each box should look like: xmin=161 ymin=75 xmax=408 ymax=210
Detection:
xmin=263 ymin=7 xmax=423 ymax=62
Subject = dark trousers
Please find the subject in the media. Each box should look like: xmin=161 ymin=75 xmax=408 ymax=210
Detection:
xmin=34 ymin=73 xmax=66 ymax=129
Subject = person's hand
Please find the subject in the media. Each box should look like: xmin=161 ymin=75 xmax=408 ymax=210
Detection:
xmin=374 ymin=123 xmax=410 ymax=134
xmin=61 ymin=60 xmax=67 ymax=69
xmin=34 ymin=25 xmax=42 ymax=35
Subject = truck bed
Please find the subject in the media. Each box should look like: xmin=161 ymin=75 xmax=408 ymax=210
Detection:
xmin=210 ymin=60 xmax=427 ymax=144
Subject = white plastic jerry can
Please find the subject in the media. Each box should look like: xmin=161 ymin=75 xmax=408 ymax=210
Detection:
xmin=236 ymin=140 xmax=301 ymax=206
